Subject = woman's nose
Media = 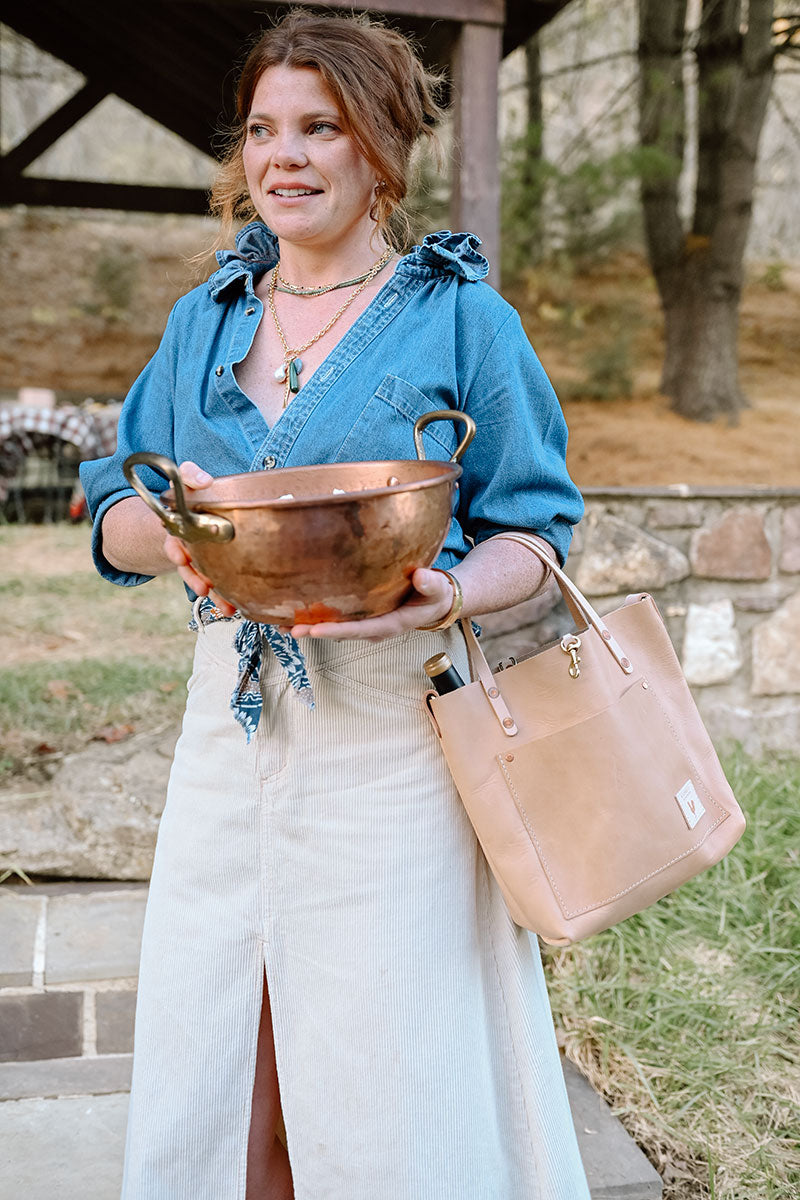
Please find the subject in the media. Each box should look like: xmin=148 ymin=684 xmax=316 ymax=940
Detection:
xmin=271 ymin=130 xmax=309 ymax=168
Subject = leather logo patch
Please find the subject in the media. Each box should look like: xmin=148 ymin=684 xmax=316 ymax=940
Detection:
xmin=675 ymin=779 xmax=705 ymax=830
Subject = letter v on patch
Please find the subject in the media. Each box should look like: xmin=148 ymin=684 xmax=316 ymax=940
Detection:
xmin=675 ymin=779 xmax=706 ymax=829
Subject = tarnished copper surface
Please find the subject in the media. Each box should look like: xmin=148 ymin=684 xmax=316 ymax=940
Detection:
xmin=123 ymin=411 xmax=475 ymax=624
xmin=165 ymin=459 xmax=460 ymax=623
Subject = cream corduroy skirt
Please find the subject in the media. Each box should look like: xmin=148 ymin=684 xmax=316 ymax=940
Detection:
xmin=122 ymin=618 xmax=590 ymax=1200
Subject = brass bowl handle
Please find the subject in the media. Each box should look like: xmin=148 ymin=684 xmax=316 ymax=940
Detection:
xmin=413 ymin=411 xmax=476 ymax=463
xmin=122 ymin=452 xmax=234 ymax=544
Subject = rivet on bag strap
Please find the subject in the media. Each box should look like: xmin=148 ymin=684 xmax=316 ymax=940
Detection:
xmin=458 ymin=620 xmax=519 ymax=736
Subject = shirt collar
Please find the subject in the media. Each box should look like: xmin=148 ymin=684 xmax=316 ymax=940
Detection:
xmin=396 ymin=230 xmax=489 ymax=282
xmin=207 ymin=223 xmax=489 ymax=302
xmin=207 ymin=221 xmax=280 ymax=301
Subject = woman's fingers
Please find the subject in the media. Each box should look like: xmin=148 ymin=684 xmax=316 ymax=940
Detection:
xmin=163 ymin=466 xmax=234 ymax=611
xmin=163 ymin=534 xmax=191 ymax=567
xmin=177 ymin=461 xmax=213 ymax=489
xmin=164 ymin=533 xmax=234 ymax=609
xmin=176 ymin=559 xmax=214 ymax=596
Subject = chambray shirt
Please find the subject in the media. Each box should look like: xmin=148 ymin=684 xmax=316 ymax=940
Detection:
xmin=81 ymin=225 xmax=583 ymax=732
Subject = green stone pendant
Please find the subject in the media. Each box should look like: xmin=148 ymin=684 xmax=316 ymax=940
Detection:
xmin=288 ymin=357 xmax=301 ymax=394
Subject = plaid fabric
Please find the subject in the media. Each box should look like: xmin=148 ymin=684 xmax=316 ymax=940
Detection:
xmin=0 ymin=403 xmax=122 ymax=500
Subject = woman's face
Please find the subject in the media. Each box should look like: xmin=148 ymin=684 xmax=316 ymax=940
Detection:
xmin=242 ymin=65 xmax=379 ymax=252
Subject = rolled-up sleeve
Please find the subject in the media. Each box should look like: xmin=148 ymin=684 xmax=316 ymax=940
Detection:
xmin=457 ymin=309 xmax=583 ymax=564
xmin=79 ymin=304 xmax=180 ymax=587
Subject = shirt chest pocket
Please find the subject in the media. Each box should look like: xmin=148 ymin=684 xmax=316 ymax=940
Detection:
xmin=332 ymin=374 xmax=458 ymax=465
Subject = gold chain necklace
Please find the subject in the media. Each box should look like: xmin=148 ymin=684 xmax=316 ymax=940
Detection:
xmin=275 ymin=260 xmax=389 ymax=296
xmin=268 ymin=247 xmax=394 ymax=408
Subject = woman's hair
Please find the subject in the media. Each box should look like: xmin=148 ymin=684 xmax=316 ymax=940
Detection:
xmin=210 ymin=9 xmax=445 ymax=251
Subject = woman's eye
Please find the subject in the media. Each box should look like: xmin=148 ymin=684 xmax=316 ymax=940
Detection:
xmin=247 ymin=123 xmax=268 ymax=139
xmin=310 ymin=122 xmax=337 ymax=135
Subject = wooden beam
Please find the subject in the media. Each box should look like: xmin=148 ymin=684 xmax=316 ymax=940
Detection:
xmin=168 ymin=0 xmax=505 ymax=23
xmin=0 ymin=177 xmax=209 ymax=214
xmin=451 ymin=21 xmax=502 ymax=286
xmin=1 ymin=81 xmax=109 ymax=175
xmin=2 ymin=1 xmax=228 ymax=156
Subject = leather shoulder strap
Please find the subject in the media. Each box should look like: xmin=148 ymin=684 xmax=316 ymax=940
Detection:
xmin=481 ymin=531 xmax=634 ymax=676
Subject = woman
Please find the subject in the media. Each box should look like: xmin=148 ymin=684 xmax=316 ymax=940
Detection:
xmin=81 ymin=11 xmax=590 ymax=1199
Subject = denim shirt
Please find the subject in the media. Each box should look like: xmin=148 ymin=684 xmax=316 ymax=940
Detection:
xmin=81 ymin=225 xmax=583 ymax=734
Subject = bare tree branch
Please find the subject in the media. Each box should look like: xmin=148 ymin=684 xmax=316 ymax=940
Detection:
xmin=770 ymin=86 xmax=800 ymax=147
xmin=554 ymin=75 xmax=639 ymax=170
xmin=500 ymin=50 xmax=636 ymax=96
xmin=772 ymin=12 xmax=800 ymax=53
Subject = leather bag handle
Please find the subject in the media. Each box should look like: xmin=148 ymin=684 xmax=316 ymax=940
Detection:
xmin=457 ymin=531 xmax=635 ymax=737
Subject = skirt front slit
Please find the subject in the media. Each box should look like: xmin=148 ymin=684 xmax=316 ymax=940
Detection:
xmin=121 ymin=621 xmax=590 ymax=1200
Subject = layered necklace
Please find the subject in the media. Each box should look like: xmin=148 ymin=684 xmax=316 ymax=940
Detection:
xmin=268 ymin=246 xmax=394 ymax=408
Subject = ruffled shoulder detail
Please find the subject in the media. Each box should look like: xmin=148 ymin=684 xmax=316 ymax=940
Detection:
xmin=207 ymin=221 xmax=279 ymax=300
xmin=400 ymin=230 xmax=489 ymax=282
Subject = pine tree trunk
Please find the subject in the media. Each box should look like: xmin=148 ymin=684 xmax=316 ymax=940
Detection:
xmin=660 ymin=259 xmax=744 ymax=420
xmin=637 ymin=0 xmax=775 ymax=421
xmin=525 ymin=33 xmax=542 ymax=133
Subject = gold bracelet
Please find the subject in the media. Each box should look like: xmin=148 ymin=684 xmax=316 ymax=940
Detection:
xmin=417 ymin=570 xmax=464 ymax=631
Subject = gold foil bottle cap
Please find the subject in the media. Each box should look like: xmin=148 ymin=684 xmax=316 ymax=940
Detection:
xmin=424 ymin=652 xmax=453 ymax=678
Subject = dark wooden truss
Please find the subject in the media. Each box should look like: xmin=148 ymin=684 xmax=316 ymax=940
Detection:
xmin=0 ymin=0 xmax=567 ymax=212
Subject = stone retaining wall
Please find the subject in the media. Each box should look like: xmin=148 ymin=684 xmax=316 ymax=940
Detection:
xmin=478 ymin=488 xmax=800 ymax=759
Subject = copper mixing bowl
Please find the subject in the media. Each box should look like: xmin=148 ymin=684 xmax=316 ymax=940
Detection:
xmin=122 ymin=410 xmax=475 ymax=624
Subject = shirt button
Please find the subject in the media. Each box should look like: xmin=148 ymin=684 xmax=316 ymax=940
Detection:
xmin=215 ymin=365 xmax=224 ymax=376
xmin=245 ymin=306 xmax=255 ymax=316
xmin=263 ymin=455 xmax=277 ymax=469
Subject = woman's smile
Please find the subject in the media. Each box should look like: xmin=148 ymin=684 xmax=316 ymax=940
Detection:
xmin=270 ymin=187 xmax=322 ymax=199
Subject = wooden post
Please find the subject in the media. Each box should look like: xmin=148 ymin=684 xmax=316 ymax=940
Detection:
xmin=451 ymin=20 xmax=502 ymax=287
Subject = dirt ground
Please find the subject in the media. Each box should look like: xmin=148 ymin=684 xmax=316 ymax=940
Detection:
xmin=509 ymin=252 xmax=800 ymax=488
xmin=0 ymin=526 xmax=192 ymax=670
xmin=1 ymin=210 xmax=798 ymax=488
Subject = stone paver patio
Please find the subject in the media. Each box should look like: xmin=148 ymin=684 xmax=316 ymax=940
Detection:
xmin=0 ymin=882 xmax=662 ymax=1198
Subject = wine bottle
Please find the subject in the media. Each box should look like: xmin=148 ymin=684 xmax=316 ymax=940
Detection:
xmin=424 ymin=652 xmax=465 ymax=696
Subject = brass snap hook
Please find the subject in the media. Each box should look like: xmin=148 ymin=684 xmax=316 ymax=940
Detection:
xmin=560 ymin=634 xmax=582 ymax=679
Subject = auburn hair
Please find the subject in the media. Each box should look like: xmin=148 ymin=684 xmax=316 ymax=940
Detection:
xmin=209 ymin=9 xmax=445 ymax=251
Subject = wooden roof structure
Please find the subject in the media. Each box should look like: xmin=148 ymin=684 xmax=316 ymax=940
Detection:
xmin=0 ymin=0 xmax=569 ymax=269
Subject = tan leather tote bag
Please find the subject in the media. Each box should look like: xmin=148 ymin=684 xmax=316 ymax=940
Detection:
xmin=424 ymin=531 xmax=746 ymax=945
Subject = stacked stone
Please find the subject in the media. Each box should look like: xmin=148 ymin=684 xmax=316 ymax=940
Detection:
xmin=479 ymin=488 xmax=800 ymax=760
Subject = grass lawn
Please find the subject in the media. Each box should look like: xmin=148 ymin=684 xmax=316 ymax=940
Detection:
xmin=2 ymin=525 xmax=798 ymax=1197
xmin=0 ymin=523 xmax=194 ymax=781
xmin=544 ymin=752 xmax=800 ymax=1199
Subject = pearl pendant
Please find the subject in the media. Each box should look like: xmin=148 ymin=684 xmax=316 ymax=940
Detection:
xmin=274 ymin=357 xmax=303 ymax=386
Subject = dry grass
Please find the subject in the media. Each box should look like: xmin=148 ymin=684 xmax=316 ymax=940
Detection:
xmin=0 ymin=524 xmax=193 ymax=780
xmin=508 ymin=252 xmax=800 ymax=489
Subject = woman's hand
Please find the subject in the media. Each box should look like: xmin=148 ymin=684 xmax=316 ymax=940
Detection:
xmin=285 ymin=567 xmax=455 ymax=642
xmin=284 ymin=534 xmax=556 ymax=642
xmin=162 ymin=462 xmax=237 ymax=616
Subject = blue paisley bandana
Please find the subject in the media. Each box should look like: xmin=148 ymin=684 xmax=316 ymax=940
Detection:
xmin=189 ymin=597 xmax=315 ymax=741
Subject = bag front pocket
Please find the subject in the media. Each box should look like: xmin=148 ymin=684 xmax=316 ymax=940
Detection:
xmin=497 ymin=677 xmax=728 ymax=919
